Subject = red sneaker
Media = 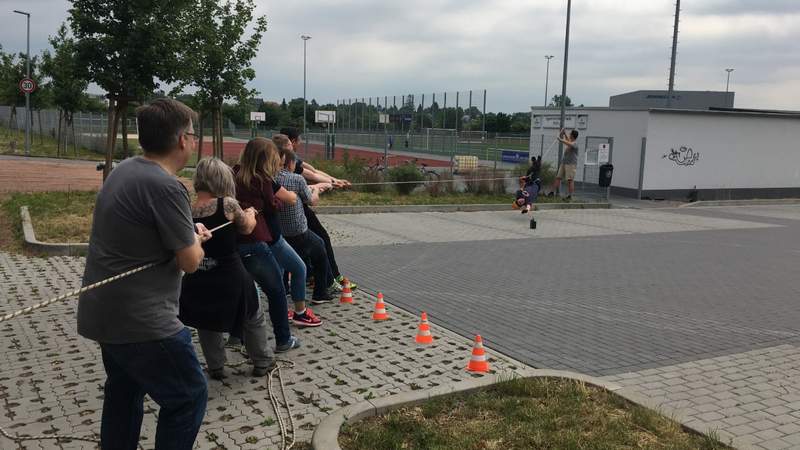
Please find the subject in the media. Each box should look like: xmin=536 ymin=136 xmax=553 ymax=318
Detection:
xmin=292 ymin=309 xmax=322 ymax=327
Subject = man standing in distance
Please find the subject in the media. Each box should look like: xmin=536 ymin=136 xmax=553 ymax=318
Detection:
xmin=549 ymin=128 xmax=580 ymax=200
xmin=77 ymin=98 xmax=211 ymax=449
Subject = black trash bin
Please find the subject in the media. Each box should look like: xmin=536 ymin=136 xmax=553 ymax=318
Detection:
xmin=598 ymin=163 xmax=614 ymax=187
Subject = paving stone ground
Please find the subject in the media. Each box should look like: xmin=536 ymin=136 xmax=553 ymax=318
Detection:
xmin=324 ymin=205 xmax=800 ymax=450
xmin=0 ymin=252 xmax=527 ymax=449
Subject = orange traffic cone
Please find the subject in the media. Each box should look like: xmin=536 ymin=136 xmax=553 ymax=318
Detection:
xmin=372 ymin=292 xmax=389 ymax=321
xmin=467 ymin=335 xmax=489 ymax=372
xmin=415 ymin=312 xmax=433 ymax=344
xmin=339 ymin=278 xmax=353 ymax=304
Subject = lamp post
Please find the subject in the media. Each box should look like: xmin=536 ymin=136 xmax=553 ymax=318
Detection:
xmin=544 ymin=55 xmax=554 ymax=107
xmin=13 ymin=9 xmax=31 ymax=156
xmin=725 ymin=68 xmax=734 ymax=92
xmin=301 ymin=35 xmax=311 ymax=156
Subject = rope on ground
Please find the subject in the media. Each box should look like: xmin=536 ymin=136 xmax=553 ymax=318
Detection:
xmin=269 ymin=360 xmax=297 ymax=450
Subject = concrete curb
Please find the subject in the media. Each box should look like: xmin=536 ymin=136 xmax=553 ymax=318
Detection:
xmin=680 ymin=198 xmax=800 ymax=208
xmin=20 ymin=206 xmax=89 ymax=256
xmin=315 ymin=202 xmax=610 ymax=215
xmin=312 ymin=370 xmax=626 ymax=450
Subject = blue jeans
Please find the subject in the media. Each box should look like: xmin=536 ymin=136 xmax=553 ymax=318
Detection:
xmin=285 ymin=230 xmax=334 ymax=299
xmin=238 ymin=241 xmax=291 ymax=346
xmin=269 ymin=236 xmax=307 ymax=302
xmin=99 ymin=328 xmax=207 ymax=450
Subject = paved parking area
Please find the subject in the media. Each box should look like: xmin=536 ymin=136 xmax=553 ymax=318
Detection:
xmin=0 ymin=252 xmax=527 ymax=449
xmin=326 ymin=204 xmax=800 ymax=449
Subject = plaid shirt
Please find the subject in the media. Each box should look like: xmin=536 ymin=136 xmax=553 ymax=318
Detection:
xmin=275 ymin=169 xmax=312 ymax=237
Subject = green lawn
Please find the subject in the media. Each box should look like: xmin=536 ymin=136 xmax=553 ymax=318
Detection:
xmin=0 ymin=191 xmax=97 ymax=250
xmin=0 ymin=125 xmax=140 ymax=161
xmin=339 ymin=377 xmax=729 ymax=450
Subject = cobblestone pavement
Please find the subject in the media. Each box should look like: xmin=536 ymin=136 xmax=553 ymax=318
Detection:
xmin=324 ymin=205 xmax=800 ymax=450
xmin=0 ymin=252 xmax=527 ymax=449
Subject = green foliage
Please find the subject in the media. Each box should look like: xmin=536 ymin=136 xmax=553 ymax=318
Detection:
xmin=387 ymin=164 xmax=424 ymax=195
xmin=41 ymin=23 xmax=87 ymax=116
xmin=464 ymin=168 xmax=505 ymax=195
xmin=174 ymin=0 xmax=268 ymax=155
xmin=69 ymin=0 xmax=190 ymax=101
xmin=549 ymin=94 xmax=574 ymax=107
xmin=424 ymin=171 xmax=455 ymax=197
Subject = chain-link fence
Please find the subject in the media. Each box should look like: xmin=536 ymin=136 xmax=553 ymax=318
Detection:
xmin=0 ymin=105 xmax=140 ymax=156
xmin=321 ymin=90 xmax=529 ymax=162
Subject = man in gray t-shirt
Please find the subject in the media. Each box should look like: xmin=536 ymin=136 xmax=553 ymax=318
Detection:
xmin=549 ymin=128 xmax=580 ymax=200
xmin=77 ymin=98 xmax=211 ymax=450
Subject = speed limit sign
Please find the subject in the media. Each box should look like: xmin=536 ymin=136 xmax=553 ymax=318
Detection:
xmin=19 ymin=78 xmax=36 ymax=94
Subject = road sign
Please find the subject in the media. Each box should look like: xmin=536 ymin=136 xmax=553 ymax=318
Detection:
xmin=315 ymin=110 xmax=336 ymax=124
xmin=19 ymin=78 xmax=36 ymax=94
xmin=598 ymin=143 xmax=610 ymax=164
xmin=250 ymin=111 xmax=266 ymax=122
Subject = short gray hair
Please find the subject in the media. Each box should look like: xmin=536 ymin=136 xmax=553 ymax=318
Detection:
xmin=193 ymin=157 xmax=235 ymax=198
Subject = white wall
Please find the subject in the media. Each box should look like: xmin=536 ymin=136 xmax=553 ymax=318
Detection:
xmin=643 ymin=112 xmax=800 ymax=190
xmin=529 ymin=108 xmax=648 ymax=190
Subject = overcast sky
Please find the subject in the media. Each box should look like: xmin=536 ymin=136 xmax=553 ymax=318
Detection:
xmin=1 ymin=0 xmax=798 ymax=112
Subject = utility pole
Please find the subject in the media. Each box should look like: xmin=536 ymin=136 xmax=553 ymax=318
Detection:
xmin=14 ymin=10 xmax=31 ymax=156
xmin=544 ymin=55 xmax=555 ymax=107
xmin=725 ymin=68 xmax=734 ymax=92
xmin=301 ymin=35 xmax=311 ymax=155
xmin=558 ymin=0 xmax=572 ymax=171
xmin=666 ymin=0 xmax=680 ymax=108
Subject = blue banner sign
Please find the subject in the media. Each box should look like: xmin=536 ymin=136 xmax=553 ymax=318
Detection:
xmin=500 ymin=150 xmax=529 ymax=164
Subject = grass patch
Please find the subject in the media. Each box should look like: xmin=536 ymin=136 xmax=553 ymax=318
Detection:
xmin=0 ymin=125 xmax=140 ymax=161
xmin=318 ymin=190 xmax=566 ymax=206
xmin=339 ymin=377 xmax=729 ymax=450
xmin=1 ymin=191 xmax=97 ymax=247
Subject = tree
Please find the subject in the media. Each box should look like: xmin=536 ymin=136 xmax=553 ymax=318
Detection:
xmin=549 ymin=95 xmax=574 ymax=108
xmin=41 ymin=23 xmax=88 ymax=156
xmin=175 ymin=0 xmax=267 ymax=159
xmin=70 ymin=0 xmax=191 ymax=179
xmin=259 ymin=101 xmax=287 ymax=128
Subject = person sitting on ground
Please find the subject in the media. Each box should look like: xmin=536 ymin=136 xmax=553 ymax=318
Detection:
xmin=178 ymin=157 xmax=275 ymax=380
xmin=274 ymin=132 xmax=357 ymax=290
xmin=549 ymin=128 xmax=579 ymax=200
xmin=77 ymin=98 xmax=209 ymax=449
xmin=275 ymin=148 xmax=342 ymax=303
xmin=235 ymin=138 xmax=320 ymax=342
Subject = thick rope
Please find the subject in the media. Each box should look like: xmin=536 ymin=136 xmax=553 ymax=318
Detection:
xmin=348 ymin=175 xmax=518 ymax=187
xmin=0 ymin=217 xmax=308 ymax=449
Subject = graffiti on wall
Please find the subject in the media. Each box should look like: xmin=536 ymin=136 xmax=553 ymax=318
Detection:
xmin=663 ymin=146 xmax=700 ymax=166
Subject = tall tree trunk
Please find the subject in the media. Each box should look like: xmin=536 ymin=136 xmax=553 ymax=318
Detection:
xmin=37 ymin=109 xmax=43 ymax=145
xmin=8 ymin=105 xmax=16 ymax=134
xmin=197 ymin=111 xmax=204 ymax=163
xmin=210 ymin=109 xmax=217 ymax=160
xmin=71 ymin=113 xmax=78 ymax=157
xmin=103 ymin=98 xmax=117 ymax=181
xmin=121 ymin=109 xmax=129 ymax=158
xmin=57 ymin=110 xmax=63 ymax=157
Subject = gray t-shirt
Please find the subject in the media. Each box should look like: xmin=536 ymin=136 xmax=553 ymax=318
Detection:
xmin=77 ymin=157 xmax=196 ymax=344
xmin=563 ymin=142 xmax=579 ymax=165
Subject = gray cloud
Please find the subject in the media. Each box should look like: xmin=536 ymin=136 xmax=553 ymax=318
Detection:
xmin=0 ymin=0 xmax=797 ymax=112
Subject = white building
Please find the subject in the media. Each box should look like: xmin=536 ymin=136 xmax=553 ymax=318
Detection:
xmin=530 ymin=91 xmax=800 ymax=200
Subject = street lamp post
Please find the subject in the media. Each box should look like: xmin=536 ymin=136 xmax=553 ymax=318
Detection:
xmin=13 ymin=10 xmax=31 ymax=157
xmin=544 ymin=55 xmax=555 ymax=107
xmin=725 ymin=68 xmax=734 ymax=92
xmin=301 ymin=35 xmax=311 ymax=156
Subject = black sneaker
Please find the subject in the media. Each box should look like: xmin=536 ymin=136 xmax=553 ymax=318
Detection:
xmin=209 ymin=368 xmax=226 ymax=381
xmin=547 ymin=191 xmax=555 ymax=198
xmin=311 ymin=292 xmax=334 ymax=304
xmin=565 ymin=195 xmax=572 ymax=201
xmin=275 ymin=335 xmax=301 ymax=353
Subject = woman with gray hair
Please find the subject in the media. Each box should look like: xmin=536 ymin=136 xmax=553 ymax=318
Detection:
xmin=179 ymin=157 xmax=275 ymax=379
